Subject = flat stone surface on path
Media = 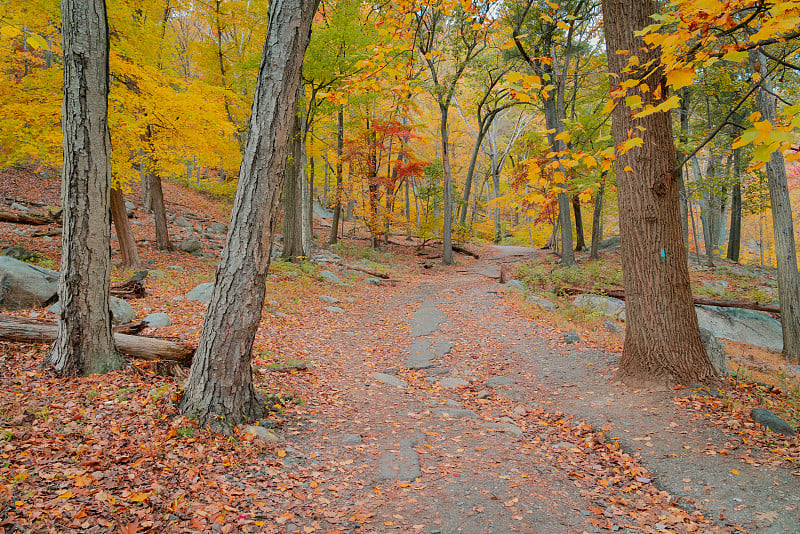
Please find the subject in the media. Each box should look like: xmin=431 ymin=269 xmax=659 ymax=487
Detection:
xmin=410 ymin=300 xmax=447 ymax=337
xmin=376 ymin=437 xmax=423 ymax=481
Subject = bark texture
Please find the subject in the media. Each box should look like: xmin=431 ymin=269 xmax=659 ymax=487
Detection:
xmin=602 ymin=0 xmax=716 ymax=385
xmin=110 ymin=187 xmax=142 ymax=269
xmin=49 ymin=0 xmax=122 ymax=376
xmin=749 ymin=48 xmax=800 ymax=362
xmin=179 ymin=0 xmax=319 ymax=432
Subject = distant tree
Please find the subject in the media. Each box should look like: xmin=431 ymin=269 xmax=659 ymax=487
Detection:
xmin=602 ymin=0 xmax=716 ymax=385
xmin=179 ymin=0 xmax=320 ymax=432
xmin=48 ymin=0 xmax=123 ymax=376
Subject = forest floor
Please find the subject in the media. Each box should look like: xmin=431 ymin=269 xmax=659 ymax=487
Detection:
xmin=1 ymin=169 xmax=800 ymax=533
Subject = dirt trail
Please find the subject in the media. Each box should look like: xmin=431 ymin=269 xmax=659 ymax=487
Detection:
xmin=270 ymin=248 xmax=799 ymax=534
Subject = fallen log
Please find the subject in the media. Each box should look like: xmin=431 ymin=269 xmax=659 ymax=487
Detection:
xmin=32 ymin=228 xmax=62 ymax=237
xmin=110 ymin=270 xmax=148 ymax=299
xmin=0 ymin=208 xmax=61 ymax=226
xmin=561 ymin=287 xmax=780 ymax=314
xmin=0 ymin=315 xmax=193 ymax=364
xmin=335 ymin=261 xmax=391 ymax=279
xmin=452 ymin=244 xmax=480 ymax=259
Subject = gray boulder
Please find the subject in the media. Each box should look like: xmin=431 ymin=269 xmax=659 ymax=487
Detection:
xmin=696 ymin=305 xmax=782 ymax=352
xmin=324 ymin=306 xmax=344 ymax=313
xmin=526 ymin=295 xmax=555 ymax=311
xmin=319 ymin=270 xmax=345 ymax=286
xmin=186 ymin=282 xmax=214 ymax=303
xmin=2 ymin=244 xmax=37 ymax=262
xmin=699 ymin=328 xmax=728 ymax=376
xmin=173 ymin=216 xmax=193 ymax=228
xmin=701 ymin=280 xmax=729 ymax=296
xmin=0 ymin=256 xmax=58 ymax=310
xmin=365 ymin=277 xmax=382 ymax=286
xmin=603 ymin=319 xmax=622 ymax=332
xmin=597 ymin=235 xmax=620 ymax=251
xmin=48 ymin=296 xmax=135 ymax=325
xmin=209 ymin=221 xmax=227 ymax=234
xmin=319 ymin=295 xmax=340 ymax=304
xmin=563 ymin=333 xmax=581 ymax=344
xmin=177 ymin=239 xmax=203 ymax=255
xmin=143 ymin=312 xmax=172 ymax=328
xmin=372 ymin=372 xmax=406 ymax=387
xmin=573 ymin=295 xmax=625 ymax=316
xmin=751 ymin=408 xmax=796 ymax=436
xmin=10 ymin=202 xmax=27 ymax=211
xmin=504 ymin=280 xmax=525 ymax=292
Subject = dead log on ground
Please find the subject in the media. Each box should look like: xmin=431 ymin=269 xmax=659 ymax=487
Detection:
xmin=335 ymin=261 xmax=391 ymax=279
xmin=561 ymin=287 xmax=780 ymax=314
xmin=0 ymin=208 xmax=62 ymax=226
xmin=452 ymin=244 xmax=479 ymax=259
xmin=0 ymin=315 xmax=193 ymax=364
xmin=110 ymin=270 xmax=148 ymax=299
xmin=32 ymin=228 xmax=62 ymax=237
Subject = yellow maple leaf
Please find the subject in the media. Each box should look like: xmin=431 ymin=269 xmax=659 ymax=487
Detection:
xmin=666 ymin=68 xmax=695 ymax=90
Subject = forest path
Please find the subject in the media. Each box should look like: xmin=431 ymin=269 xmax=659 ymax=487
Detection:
xmin=274 ymin=247 xmax=798 ymax=534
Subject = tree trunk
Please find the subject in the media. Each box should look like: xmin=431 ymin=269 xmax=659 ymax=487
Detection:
xmin=282 ymin=113 xmax=308 ymax=259
xmin=179 ymin=0 xmax=319 ymax=433
xmin=147 ymin=168 xmax=173 ymax=251
xmin=49 ymin=0 xmax=122 ymax=376
xmin=139 ymin=149 xmax=153 ymax=212
xmin=677 ymin=87 xmax=691 ymax=250
xmin=439 ymin=105 xmax=454 ymax=265
xmin=459 ymin=128 xmax=487 ymax=226
xmin=110 ymin=187 xmax=142 ymax=269
xmin=329 ymin=107 xmax=343 ymax=245
xmin=602 ymin=0 xmax=716 ymax=385
xmin=749 ymin=48 xmax=800 ymax=363
xmin=727 ymin=147 xmax=742 ymax=262
xmin=572 ymin=195 xmax=585 ymax=251
xmin=589 ymin=173 xmax=605 ymax=260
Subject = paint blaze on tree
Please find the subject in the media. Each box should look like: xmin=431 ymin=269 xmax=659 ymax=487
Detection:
xmin=601 ymin=0 xmax=717 ymax=386
xmin=49 ymin=0 xmax=123 ymax=376
xmin=179 ymin=0 xmax=320 ymax=433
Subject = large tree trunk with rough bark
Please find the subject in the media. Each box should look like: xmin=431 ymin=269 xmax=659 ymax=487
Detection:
xmin=146 ymin=170 xmax=173 ymax=251
xmin=749 ymin=48 xmax=800 ymax=363
xmin=602 ymin=0 xmax=716 ymax=386
xmin=589 ymin=173 xmax=605 ymax=260
xmin=179 ymin=0 xmax=319 ymax=433
xmin=727 ymin=145 xmax=742 ymax=262
xmin=282 ymin=114 xmax=309 ymax=259
xmin=49 ymin=0 xmax=122 ymax=376
xmin=110 ymin=187 xmax=142 ymax=269
xmin=440 ymin=104 xmax=454 ymax=265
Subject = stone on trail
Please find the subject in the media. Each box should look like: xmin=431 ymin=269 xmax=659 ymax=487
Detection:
xmin=483 ymin=421 xmax=524 ymax=438
xmin=173 ymin=216 xmax=192 ymax=228
xmin=2 ymin=244 xmax=37 ymax=262
xmin=437 ymin=377 xmax=469 ymax=388
xmin=177 ymin=239 xmax=203 ymax=255
xmin=365 ymin=277 xmax=382 ymax=286
xmin=372 ymin=372 xmax=407 ymax=387
xmin=410 ymin=300 xmax=447 ymax=337
xmin=242 ymin=425 xmax=281 ymax=442
xmin=377 ymin=437 xmax=423 ymax=482
xmin=485 ymin=375 xmax=516 ymax=387
xmin=324 ymin=306 xmax=344 ymax=313
xmin=318 ymin=295 xmax=340 ymax=304
xmin=603 ymin=319 xmax=622 ymax=332
xmin=406 ymin=339 xmax=436 ymax=370
xmin=751 ymin=408 xmax=796 ymax=436
xmin=435 ymin=408 xmax=477 ymax=419
xmin=342 ymin=434 xmax=362 ymax=446
xmin=186 ymin=282 xmax=214 ymax=303
xmin=573 ymin=295 xmax=625 ymax=317
xmin=562 ymin=333 xmax=581 ymax=344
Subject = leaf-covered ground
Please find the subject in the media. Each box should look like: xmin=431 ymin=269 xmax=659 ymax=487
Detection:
xmin=2 ymin=171 xmax=799 ymax=533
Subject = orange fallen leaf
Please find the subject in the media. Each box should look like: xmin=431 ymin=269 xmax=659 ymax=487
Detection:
xmin=57 ymin=491 xmax=74 ymax=499
xmin=130 ymin=492 xmax=149 ymax=503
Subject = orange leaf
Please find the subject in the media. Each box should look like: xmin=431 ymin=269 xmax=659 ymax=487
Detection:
xmin=57 ymin=491 xmax=74 ymax=499
xmin=130 ymin=492 xmax=149 ymax=503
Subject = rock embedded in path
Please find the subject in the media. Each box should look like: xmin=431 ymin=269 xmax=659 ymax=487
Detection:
xmin=342 ymin=434 xmax=362 ymax=446
xmin=751 ymin=408 xmax=796 ymax=436
xmin=504 ymin=280 xmax=525 ymax=292
xmin=365 ymin=277 xmax=382 ymax=286
xmin=562 ymin=333 xmax=581 ymax=344
xmin=209 ymin=221 xmax=227 ymax=234
xmin=242 ymin=425 xmax=281 ymax=442
xmin=485 ymin=375 xmax=516 ymax=387
xmin=377 ymin=437 xmax=423 ymax=482
xmin=573 ymin=295 xmax=625 ymax=317
xmin=437 ymin=377 xmax=469 ymax=388
xmin=372 ymin=372 xmax=407 ymax=387
xmin=324 ymin=306 xmax=344 ymax=313
xmin=173 ymin=216 xmax=193 ymax=228
xmin=484 ymin=421 xmax=524 ymax=438
xmin=177 ymin=239 xmax=203 ymax=255
xmin=410 ymin=300 xmax=447 ymax=337
xmin=319 ymin=295 xmax=340 ymax=304
xmin=435 ymin=408 xmax=477 ymax=419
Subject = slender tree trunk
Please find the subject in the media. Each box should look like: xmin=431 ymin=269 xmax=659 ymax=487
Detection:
xmin=308 ymin=124 xmax=315 ymax=241
xmin=749 ymin=48 xmax=800 ymax=362
xmin=677 ymin=87 xmax=691 ymax=249
xmin=49 ymin=0 xmax=122 ymax=376
xmin=110 ymin=187 xmax=142 ymax=269
xmin=179 ymin=0 xmax=319 ymax=433
xmin=147 ymin=170 xmax=172 ymax=251
xmin=572 ymin=195 xmax=585 ymax=251
xmin=440 ymin=105 xmax=454 ymax=264
xmin=139 ymin=149 xmax=153 ymax=212
xmin=727 ymin=146 xmax=742 ymax=262
xmin=602 ymin=0 xmax=715 ymax=385
xmin=590 ymin=173 xmax=606 ymax=260
xmin=282 ymin=113 xmax=308 ymax=259
xmin=459 ymin=128 xmax=487 ymax=226
xmin=329 ymin=107 xmax=343 ymax=245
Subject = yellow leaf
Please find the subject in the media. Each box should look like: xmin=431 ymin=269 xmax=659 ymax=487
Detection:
xmin=472 ymin=23 xmax=482 ymax=31
xmin=130 ymin=492 xmax=148 ymax=503
xmin=554 ymin=131 xmax=571 ymax=143
xmin=26 ymin=34 xmax=48 ymax=50
xmin=1 ymin=25 xmax=21 ymax=39
xmin=666 ymin=68 xmax=695 ymax=90
xmin=731 ymin=469 xmax=739 ymax=475
xmin=57 ymin=491 xmax=74 ymax=499
xmin=584 ymin=155 xmax=598 ymax=168
xmin=633 ymin=95 xmax=681 ymax=119
xmin=556 ymin=21 xmax=570 ymax=31
xmin=277 ymin=450 xmax=287 ymax=457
